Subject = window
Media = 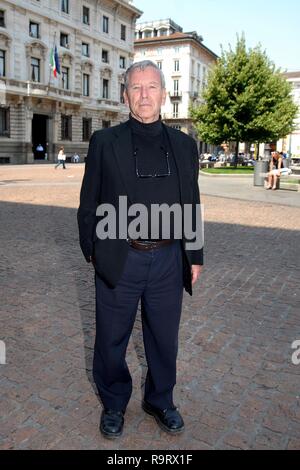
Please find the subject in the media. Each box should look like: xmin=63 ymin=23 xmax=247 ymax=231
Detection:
xmin=157 ymin=61 xmax=162 ymax=70
xmin=83 ymin=6 xmax=90 ymax=25
xmin=121 ymin=24 xmax=126 ymax=41
xmin=191 ymin=60 xmax=195 ymax=75
xmin=60 ymin=33 xmax=69 ymax=48
xmin=102 ymin=120 xmax=111 ymax=128
xmin=0 ymin=107 xmax=10 ymax=137
xmin=29 ymin=22 xmax=40 ymax=39
xmin=174 ymin=60 xmax=179 ymax=72
xmin=120 ymin=83 xmax=125 ymax=103
xmin=103 ymin=15 xmax=109 ymax=33
xmin=62 ymin=66 xmax=69 ymax=90
xmin=61 ymin=0 xmax=69 ymax=14
xmin=0 ymin=10 xmax=5 ymax=28
xmin=31 ymin=57 xmax=40 ymax=82
xmin=61 ymin=114 xmax=72 ymax=140
xmin=102 ymin=49 xmax=109 ymax=63
xmin=83 ymin=74 xmax=90 ymax=96
xmin=173 ymin=102 xmax=179 ymax=118
xmin=160 ymin=29 xmax=167 ymax=36
xmin=82 ymin=118 xmax=92 ymax=142
xmin=173 ymin=79 xmax=179 ymax=95
xmin=82 ymin=42 xmax=89 ymax=57
xmin=0 ymin=50 xmax=5 ymax=77
xmin=102 ymin=79 xmax=109 ymax=99
xmin=119 ymin=56 xmax=126 ymax=69
xmin=144 ymin=30 xmax=152 ymax=38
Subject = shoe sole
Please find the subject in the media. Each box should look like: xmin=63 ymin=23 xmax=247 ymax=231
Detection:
xmin=100 ymin=427 xmax=123 ymax=439
xmin=142 ymin=403 xmax=185 ymax=434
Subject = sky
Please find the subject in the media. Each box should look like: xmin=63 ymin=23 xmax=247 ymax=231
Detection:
xmin=132 ymin=0 xmax=299 ymax=72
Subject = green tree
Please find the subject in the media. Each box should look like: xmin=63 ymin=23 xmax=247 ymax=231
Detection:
xmin=191 ymin=35 xmax=298 ymax=165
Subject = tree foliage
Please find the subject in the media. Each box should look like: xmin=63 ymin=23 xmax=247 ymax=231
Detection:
xmin=191 ymin=36 xmax=298 ymax=146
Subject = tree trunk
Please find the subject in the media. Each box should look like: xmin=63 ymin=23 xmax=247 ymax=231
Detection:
xmin=234 ymin=141 xmax=239 ymax=168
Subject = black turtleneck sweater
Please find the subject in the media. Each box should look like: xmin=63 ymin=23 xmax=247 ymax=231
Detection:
xmin=129 ymin=115 xmax=181 ymax=240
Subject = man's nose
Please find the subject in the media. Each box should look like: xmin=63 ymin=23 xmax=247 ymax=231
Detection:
xmin=140 ymin=86 xmax=149 ymax=98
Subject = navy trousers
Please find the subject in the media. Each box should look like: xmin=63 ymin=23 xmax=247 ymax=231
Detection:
xmin=93 ymin=241 xmax=183 ymax=412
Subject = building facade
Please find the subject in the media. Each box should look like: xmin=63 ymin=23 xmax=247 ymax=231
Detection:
xmin=134 ymin=18 xmax=218 ymax=153
xmin=276 ymin=72 xmax=300 ymax=158
xmin=0 ymin=0 xmax=141 ymax=163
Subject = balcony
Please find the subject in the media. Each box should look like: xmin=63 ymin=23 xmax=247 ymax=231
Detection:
xmin=0 ymin=78 xmax=82 ymax=105
xmin=169 ymin=90 xmax=182 ymax=100
xmin=162 ymin=113 xmax=182 ymax=120
xmin=97 ymin=98 xmax=120 ymax=112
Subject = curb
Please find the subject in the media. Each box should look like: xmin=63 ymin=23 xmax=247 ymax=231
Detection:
xmin=199 ymin=170 xmax=253 ymax=178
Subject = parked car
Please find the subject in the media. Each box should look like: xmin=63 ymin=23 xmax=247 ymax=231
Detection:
xmin=242 ymin=157 xmax=255 ymax=167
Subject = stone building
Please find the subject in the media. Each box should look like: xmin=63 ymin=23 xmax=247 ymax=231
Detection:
xmin=0 ymin=0 xmax=141 ymax=163
xmin=134 ymin=18 xmax=218 ymax=153
xmin=277 ymin=72 xmax=300 ymax=158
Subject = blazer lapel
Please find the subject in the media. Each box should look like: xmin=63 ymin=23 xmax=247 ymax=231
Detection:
xmin=111 ymin=121 xmax=136 ymax=205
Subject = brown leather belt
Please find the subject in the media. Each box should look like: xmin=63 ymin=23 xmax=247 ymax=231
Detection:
xmin=128 ymin=239 xmax=174 ymax=251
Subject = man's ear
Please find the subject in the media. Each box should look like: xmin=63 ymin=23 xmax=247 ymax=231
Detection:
xmin=124 ymin=90 xmax=129 ymax=106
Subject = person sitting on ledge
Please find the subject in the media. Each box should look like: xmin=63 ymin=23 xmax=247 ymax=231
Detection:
xmin=266 ymin=151 xmax=283 ymax=190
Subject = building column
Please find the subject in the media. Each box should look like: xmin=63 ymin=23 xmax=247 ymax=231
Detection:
xmin=24 ymin=102 xmax=34 ymax=164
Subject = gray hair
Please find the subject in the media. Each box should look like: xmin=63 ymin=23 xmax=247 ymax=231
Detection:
xmin=124 ymin=60 xmax=166 ymax=90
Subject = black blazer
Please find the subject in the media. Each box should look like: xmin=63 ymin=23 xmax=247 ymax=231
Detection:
xmin=77 ymin=120 xmax=203 ymax=295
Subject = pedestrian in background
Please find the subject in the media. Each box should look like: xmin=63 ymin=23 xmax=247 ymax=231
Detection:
xmin=55 ymin=147 xmax=67 ymax=169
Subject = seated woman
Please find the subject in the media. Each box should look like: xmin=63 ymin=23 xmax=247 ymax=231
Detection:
xmin=266 ymin=151 xmax=283 ymax=190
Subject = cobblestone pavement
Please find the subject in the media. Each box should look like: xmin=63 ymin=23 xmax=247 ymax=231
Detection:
xmin=0 ymin=164 xmax=300 ymax=450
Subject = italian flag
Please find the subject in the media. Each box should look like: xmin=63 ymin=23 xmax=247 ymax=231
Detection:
xmin=50 ymin=46 xmax=60 ymax=78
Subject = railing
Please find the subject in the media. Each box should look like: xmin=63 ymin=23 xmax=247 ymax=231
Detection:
xmin=0 ymin=77 xmax=82 ymax=103
xmin=169 ymin=91 xmax=182 ymax=99
xmin=162 ymin=113 xmax=181 ymax=120
xmin=97 ymin=98 xmax=121 ymax=109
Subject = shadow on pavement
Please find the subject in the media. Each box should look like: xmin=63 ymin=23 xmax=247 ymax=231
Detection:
xmin=1 ymin=200 xmax=299 ymax=450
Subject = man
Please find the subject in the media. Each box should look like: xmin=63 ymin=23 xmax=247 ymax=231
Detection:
xmin=36 ymin=143 xmax=44 ymax=159
xmin=78 ymin=60 xmax=203 ymax=439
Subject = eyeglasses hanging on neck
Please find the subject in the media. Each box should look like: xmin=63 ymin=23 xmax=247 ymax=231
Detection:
xmin=134 ymin=146 xmax=171 ymax=178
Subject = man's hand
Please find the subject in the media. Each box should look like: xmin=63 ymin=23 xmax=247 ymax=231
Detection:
xmin=89 ymin=255 xmax=96 ymax=267
xmin=191 ymin=265 xmax=203 ymax=285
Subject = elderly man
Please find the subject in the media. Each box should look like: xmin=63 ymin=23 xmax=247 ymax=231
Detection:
xmin=78 ymin=60 xmax=203 ymax=438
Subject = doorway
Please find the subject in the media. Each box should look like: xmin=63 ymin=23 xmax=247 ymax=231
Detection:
xmin=32 ymin=114 xmax=48 ymax=160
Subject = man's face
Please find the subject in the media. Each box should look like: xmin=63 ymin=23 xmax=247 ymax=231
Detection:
xmin=124 ymin=66 xmax=166 ymax=123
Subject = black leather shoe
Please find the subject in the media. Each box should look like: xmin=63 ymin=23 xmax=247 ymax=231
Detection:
xmin=100 ymin=409 xmax=124 ymax=439
xmin=142 ymin=400 xmax=184 ymax=434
